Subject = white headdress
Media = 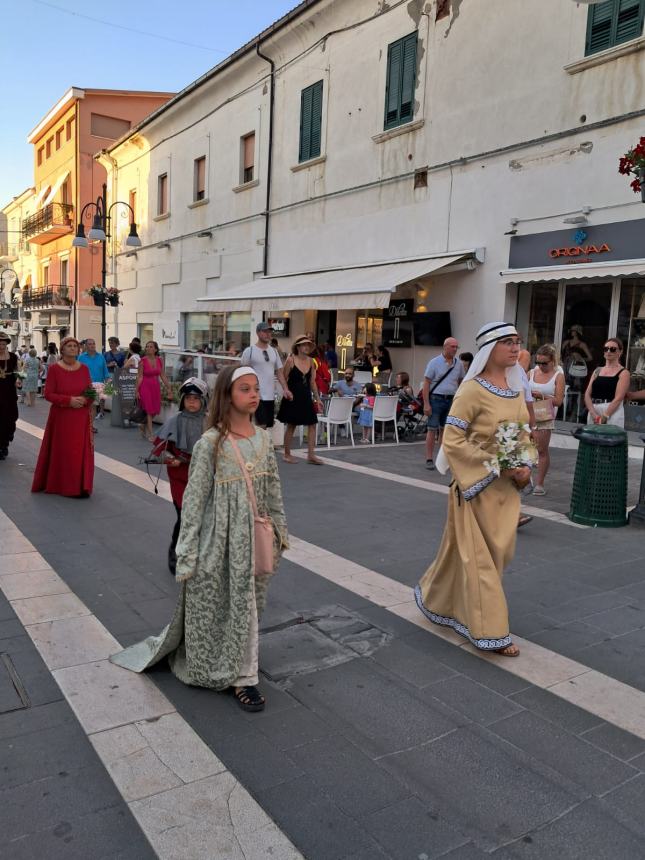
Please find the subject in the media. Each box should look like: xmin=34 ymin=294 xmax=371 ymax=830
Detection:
xmin=231 ymin=365 xmax=259 ymax=383
xmin=435 ymin=322 xmax=523 ymax=474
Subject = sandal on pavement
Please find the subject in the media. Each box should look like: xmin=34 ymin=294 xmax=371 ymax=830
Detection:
xmin=517 ymin=514 xmax=533 ymax=529
xmin=233 ymin=685 xmax=265 ymax=712
xmin=307 ymin=456 xmax=324 ymax=465
xmin=282 ymin=455 xmax=298 ymax=464
xmin=532 ymin=486 xmax=546 ymax=496
xmin=496 ymin=643 xmax=520 ymax=657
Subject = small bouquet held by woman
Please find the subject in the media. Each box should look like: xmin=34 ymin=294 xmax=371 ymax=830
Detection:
xmin=484 ymin=421 xmax=536 ymax=490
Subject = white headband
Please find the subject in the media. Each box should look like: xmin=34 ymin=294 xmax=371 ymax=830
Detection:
xmin=231 ymin=365 xmax=259 ymax=383
xmin=475 ymin=322 xmax=518 ymax=349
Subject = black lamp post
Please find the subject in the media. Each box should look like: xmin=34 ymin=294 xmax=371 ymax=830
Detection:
xmin=72 ymin=182 xmax=141 ymax=352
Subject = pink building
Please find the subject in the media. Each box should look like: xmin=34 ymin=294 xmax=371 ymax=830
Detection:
xmin=23 ymin=87 xmax=174 ymax=347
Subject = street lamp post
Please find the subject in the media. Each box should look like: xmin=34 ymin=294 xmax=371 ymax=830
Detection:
xmin=72 ymin=182 xmax=141 ymax=352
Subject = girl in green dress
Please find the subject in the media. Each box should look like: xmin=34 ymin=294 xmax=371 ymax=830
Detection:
xmin=111 ymin=364 xmax=289 ymax=712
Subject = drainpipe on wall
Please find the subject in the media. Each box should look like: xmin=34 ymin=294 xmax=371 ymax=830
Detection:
xmin=256 ymin=42 xmax=275 ymax=277
xmin=73 ymin=100 xmax=80 ymax=338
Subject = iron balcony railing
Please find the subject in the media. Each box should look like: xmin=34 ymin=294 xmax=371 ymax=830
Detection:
xmin=22 ymin=203 xmax=74 ymax=240
xmin=22 ymin=286 xmax=72 ymax=309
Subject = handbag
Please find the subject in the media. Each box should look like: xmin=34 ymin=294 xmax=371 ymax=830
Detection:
xmin=229 ymin=438 xmax=275 ymax=577
xmin=128 ymin=401 xmax=146 ymax=424
xmin=532 ymin=396 xmax=555 ymax=423
xmin=568 ymin=359 xmax=588 ymax=378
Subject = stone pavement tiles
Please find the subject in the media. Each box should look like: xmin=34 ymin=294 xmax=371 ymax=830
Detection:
xmin=4 ymin=417 xmax=645 ymax=857
xmin=0 ymin=590 xmax=156 ymax=859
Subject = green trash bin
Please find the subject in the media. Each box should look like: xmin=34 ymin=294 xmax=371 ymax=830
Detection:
xmin=569 ymin=424 xmax=628 ymax=527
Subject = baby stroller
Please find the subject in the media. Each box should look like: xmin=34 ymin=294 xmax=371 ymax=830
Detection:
xmin=392 ymin=388 xmax=428 ymax=440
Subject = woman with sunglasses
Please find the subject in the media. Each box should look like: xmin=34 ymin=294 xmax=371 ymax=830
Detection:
xmin=528 ymin=344 xmax=565 ymax=496
xmin=584 ymin=338 xmax=630 ymax=428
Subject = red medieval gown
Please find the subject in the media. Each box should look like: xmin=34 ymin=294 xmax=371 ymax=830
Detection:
xmin=32 ymin=362 xmax=94 ymax=497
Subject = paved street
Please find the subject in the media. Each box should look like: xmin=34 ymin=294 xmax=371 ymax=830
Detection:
xmin=2 ymin=402 xmax=645 ymax=858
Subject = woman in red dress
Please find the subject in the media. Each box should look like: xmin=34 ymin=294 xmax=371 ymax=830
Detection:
xmin=136 ymin=340 xmax=171 ymax=442
xmin=32 ymin=336 xmax=94 ymax=497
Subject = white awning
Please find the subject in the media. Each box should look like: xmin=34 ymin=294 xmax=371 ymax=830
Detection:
xmin=197 ymin=252 xmax=479 ymax=312
xmin=42 ymin=172 xmax=70 ymax=207
xmin=500 ymin=258 xmax=645 ymax=285
xmin=33 ymin=185 xmax=50 ymax=209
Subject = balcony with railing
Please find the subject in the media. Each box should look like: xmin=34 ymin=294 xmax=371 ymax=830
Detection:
xmin=21 ymin=286 xmax=72 ymax=309
xmin=22 ymin=203 xmax=74 ymax=245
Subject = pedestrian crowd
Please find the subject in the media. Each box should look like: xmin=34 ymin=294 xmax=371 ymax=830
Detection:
xmin=0 ymin=319 xmax=643 ymax=710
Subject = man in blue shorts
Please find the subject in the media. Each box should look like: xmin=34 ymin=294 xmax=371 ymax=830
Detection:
xmin=422 ymin=337 xmax=463 ymax=470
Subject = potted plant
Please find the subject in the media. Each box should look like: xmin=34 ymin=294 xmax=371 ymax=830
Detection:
xmin=86 ymin=285 xmax=106 ymax=306
xmin=106 ymin=287 xmax=120 ymax=307
xmin=619 ymin=137 xmax=645 ymax=202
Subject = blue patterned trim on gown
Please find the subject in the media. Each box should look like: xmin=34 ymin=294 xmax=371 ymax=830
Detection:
xmin=414 ymin=585 xmax=512 ymax=651
xmin=445 ymin=415 xmax=469 ymax=431
xmin=462 ymin=472 xmax=496 ymax=500
xmin=474 ymin=377 xmax=519 ymax=398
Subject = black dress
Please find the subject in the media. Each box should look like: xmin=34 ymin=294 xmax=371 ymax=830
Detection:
xmin=277 ymin=362 xmax=317 ymax=426
xmin=0 ymin=352 xmax=19 ymax=453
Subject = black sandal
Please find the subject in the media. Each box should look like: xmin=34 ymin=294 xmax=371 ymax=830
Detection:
xmin=233 ymin=685 xmax=265 ymax=712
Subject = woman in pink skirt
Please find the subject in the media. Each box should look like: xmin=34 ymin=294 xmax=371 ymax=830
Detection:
xmin=136 ymin=340 xmax=172 ymax=440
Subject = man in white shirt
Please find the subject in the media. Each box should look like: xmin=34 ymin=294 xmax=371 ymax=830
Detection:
xmin=240 ymin=322 xmax=292 ymax=427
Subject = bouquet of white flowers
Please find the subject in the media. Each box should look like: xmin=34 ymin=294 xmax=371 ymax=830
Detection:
xmin=484 ymin=421 xmax=537 ymax=484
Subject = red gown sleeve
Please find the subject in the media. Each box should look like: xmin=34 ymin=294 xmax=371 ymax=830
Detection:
xmin=44 ymin=366 xmax=72 ymax=407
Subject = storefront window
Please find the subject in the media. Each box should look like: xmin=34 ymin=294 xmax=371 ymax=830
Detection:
xmin=356 ymin=311 xmax=383 ymax=352
xmin=516 ymin=283 xmax=558 ymax=359
xmin=617 ymin=279 xmax=645 ymax=395
xmin=138 ymin=324 xmax=154 ymax=346
xmin=561 ymin=282 xmax=612 ymax=376
xmin=184 ymin=312 xmax=251 ymax=353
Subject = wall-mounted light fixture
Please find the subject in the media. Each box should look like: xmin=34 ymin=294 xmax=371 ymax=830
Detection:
xmin=563 ymin=206 xmax=592 ymax=225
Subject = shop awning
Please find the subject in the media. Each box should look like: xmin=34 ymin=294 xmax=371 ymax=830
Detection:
xmin=500 ymin=258 xmax=645 ymax=284
xmin=42 ymin=172 xmax=70 ymax=207
xmin=197 ymin=251 xmax=481 ymax=312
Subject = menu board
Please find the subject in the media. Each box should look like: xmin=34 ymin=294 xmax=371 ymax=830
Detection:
xmin=115 ymin=368 xmax=137 ymax=410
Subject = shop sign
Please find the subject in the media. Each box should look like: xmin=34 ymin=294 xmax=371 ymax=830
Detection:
xmin=267 ymin=317 xmax=290 ymax=337
xmin=383 ymin=299 xmax=414 ymax=348
xmin=161 ymin=327 xmax=179 ymax=345
xmin=336 ymin=332 xmax=354 ymax=369
xmin=509 ymin=219 xmax=645 ymax=269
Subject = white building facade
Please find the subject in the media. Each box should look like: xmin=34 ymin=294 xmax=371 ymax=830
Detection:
xmin=103 ymin=0 xmax=645 ymax=424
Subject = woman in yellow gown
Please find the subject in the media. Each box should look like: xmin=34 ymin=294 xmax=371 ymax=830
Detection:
xmin=415 ymin=322 xmax=533 ymax=656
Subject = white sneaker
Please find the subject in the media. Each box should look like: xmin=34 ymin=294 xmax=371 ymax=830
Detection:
xmin=532 ymin=485 xmax=546 ymax=496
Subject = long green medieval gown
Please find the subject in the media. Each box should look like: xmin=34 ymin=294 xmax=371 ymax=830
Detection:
xmin=110 ymin=427 xmax=288 ymax=689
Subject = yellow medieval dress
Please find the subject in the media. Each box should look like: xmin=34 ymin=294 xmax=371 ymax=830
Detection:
xmin=415 ymin=377 xmax=530 ymax=650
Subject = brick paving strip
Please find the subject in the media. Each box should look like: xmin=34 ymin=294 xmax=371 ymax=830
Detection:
xmin=14 ymin=417 xmax=645 ymax=741
xmin=0 ymin=509 xmax=302 ymax=859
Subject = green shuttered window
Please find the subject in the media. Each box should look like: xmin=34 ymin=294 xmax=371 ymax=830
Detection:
xmin=299 ymin=80 xmax=324 ymax=163
xmin=384 ymin=32 xmax=418 ymax=131
xmin=585 ymin=0 xmax=645 ymax=56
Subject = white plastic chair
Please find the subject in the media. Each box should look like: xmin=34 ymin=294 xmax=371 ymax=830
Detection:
xmin=317 ymin=397 xmax=355 ymax=448
xmin=353 ymin=370 xmax=373 ymax=386
xmin=371 ymin=396 xmax=399 ymax=444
